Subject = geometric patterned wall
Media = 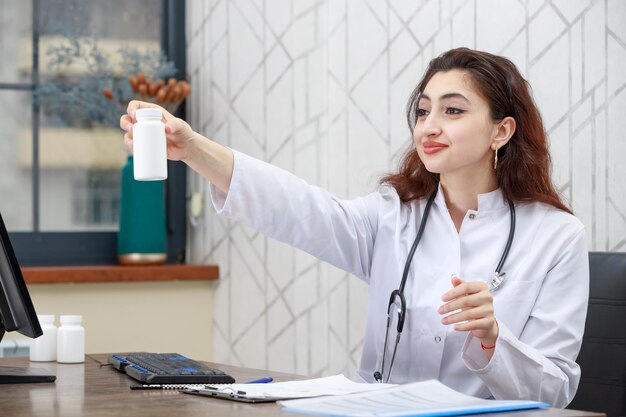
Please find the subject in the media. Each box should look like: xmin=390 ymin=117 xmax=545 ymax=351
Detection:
xmin=185 ymin=0 xmax=626 ymax=377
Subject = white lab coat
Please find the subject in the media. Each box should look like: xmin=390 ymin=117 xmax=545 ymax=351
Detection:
xmin=210 ymin=150 xmax=589 ymax=408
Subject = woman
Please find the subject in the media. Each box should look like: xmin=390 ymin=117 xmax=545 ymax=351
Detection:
xmin=120 ymin=48 xmax=588 ymax=407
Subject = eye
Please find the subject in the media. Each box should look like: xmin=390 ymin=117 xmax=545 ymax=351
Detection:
xmin=446 ymin=107 xmax=465 ymax=115
xmin=416 ymin=108 xmax=429 ymax=118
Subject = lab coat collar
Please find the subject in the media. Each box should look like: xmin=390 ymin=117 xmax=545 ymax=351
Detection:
xmin=434 ymin=184 xmax=508 ymax=213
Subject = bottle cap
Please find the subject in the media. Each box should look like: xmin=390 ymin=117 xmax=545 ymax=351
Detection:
xmin=135 ymin=108 xmax=163 ymax=121
xmin=60 ymin=315 xmax=83 ymax=324
xmin=37 ymin=314 xmax=55 ymax=323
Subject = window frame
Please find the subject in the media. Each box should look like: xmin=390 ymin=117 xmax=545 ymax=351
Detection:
xmin=3 ymin=0 xmax=187 ymax=266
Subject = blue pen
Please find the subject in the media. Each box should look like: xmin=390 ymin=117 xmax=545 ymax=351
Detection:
xmin=245 ymin=377 xmax=273 ymax=384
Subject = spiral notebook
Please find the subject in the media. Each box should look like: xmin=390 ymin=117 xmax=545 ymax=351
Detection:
xmin=182 ymin=374 xmax=394 ymax=403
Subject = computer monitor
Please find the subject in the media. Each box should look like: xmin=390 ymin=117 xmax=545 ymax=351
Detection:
xmin=0 ymin=211 xmax=55 ymax=383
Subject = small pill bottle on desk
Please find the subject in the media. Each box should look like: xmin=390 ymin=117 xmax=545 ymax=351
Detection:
xmin=57 ymin=315 xmax=85 ymax=364
xmin=30 ymin=314 xmax=57 ymax=362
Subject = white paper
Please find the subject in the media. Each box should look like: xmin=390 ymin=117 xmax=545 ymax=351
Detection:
xmin=279 ymin=379 xmax=549 ymax=417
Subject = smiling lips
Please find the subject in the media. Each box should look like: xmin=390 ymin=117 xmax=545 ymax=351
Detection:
xmin=422 ymin=141 xmax=449 ymax=155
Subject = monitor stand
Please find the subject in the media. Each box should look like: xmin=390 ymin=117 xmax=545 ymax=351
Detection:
xmin=0 ymin=366 xmax=56 ymax=383
xmin=0 ymin=327 xmax=55 ymax=383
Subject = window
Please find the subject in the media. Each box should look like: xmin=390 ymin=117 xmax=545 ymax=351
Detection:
xmin=73 ymin=170 xmax=121 ymax=226
xmin=0 ymin=0 xmax=187 ymax=266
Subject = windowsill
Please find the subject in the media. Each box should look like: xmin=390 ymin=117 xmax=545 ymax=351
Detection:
xmin=22 ymin=264 xmax=219 ymax=284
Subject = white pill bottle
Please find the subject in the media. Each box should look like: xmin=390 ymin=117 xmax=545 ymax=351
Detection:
xmin=29 ymin=314 xmax=57 ymax=362
xmin=132 ymin=108 xmax=168 ymax=181
xmin=57 ymin=315 xmax=85 ymax=364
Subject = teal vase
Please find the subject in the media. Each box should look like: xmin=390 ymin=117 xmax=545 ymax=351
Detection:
xmin=117 ymin=155 xmax=167 ymax=264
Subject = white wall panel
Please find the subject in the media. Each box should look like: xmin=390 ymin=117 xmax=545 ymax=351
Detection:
xmin=186 ymin=0 xmax=626 ymax=377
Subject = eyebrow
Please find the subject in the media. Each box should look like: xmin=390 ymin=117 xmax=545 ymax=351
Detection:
xmin=419 ymin=93 xmax=471 ymax=104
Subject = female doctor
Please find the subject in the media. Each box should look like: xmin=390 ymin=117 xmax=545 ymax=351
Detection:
xmin=120 ymin=48 xmax=589 ymax=407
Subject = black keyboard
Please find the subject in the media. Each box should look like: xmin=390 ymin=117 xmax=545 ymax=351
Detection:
xmin=108 ymin=352 xmax=235 ymax=384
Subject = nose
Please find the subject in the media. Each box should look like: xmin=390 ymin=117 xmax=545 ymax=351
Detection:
xmin=413 ymin=112 xmax=441 ymax=140
xmin=422 ymin=113 xmax=442 ymax=137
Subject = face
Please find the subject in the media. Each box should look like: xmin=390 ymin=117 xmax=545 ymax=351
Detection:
xmin=413 ymin=70 xmax=500 ymax=179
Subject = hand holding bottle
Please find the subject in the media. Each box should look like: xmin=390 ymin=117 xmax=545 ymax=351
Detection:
xmin=120 ymin=100 xmax=235 ymax=194
xmin=120 ymin=100 xmax=197 ymax=162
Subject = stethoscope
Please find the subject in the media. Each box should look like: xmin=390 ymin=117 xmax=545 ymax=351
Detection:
xmin=373 ymin=187 xmax=516 ymax=383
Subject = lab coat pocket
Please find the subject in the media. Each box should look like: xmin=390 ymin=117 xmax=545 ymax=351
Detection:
xmin=492 ymin=280 xmax=540 ymax=338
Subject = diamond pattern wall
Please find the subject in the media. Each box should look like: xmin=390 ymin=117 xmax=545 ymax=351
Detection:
xmin=185 ymin=0 xmax=626 ymax=377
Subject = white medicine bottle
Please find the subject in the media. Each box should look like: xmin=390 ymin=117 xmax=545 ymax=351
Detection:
xmin=57 ymin=315 xmax=85 ymax=364
xmin=132 ymin=108 xmax=168 ymax=181
xmin=29 ymin=314 xmax=57 ymax=362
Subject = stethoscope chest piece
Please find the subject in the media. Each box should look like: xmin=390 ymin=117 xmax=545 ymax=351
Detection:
xmin=489 ymin=272 xmax=506 ymax=291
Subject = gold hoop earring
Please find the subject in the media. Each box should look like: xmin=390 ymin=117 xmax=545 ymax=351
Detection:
xmin=493 ymin=145 xmax=499 ymax=170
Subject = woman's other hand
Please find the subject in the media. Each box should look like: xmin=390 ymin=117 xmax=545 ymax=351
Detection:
xmin=439 ymin=276 xmax=499 ymax=355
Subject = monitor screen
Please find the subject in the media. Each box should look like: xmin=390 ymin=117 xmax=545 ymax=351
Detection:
xmin=0 ymin=212 xmax=55 ymax=383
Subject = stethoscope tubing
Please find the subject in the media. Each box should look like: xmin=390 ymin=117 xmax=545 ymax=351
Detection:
xmin=495 ymin=199 xmax=515 ymax=276
xmin=398 ymin=190 xmax=438 ymax=295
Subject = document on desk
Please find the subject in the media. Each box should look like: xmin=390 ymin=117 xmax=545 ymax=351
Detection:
xmin=279 ymin=379 xmax=550 ymax=417
xmin=183 ymin=374 xmax=394 ymax=403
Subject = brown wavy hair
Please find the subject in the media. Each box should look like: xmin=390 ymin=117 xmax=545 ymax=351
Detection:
xmin=381 ymin=47 xmax=571 ymax=214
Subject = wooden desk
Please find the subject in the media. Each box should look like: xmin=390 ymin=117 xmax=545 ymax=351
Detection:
xmin=0 ymin=355 xmax=604 ymax=417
